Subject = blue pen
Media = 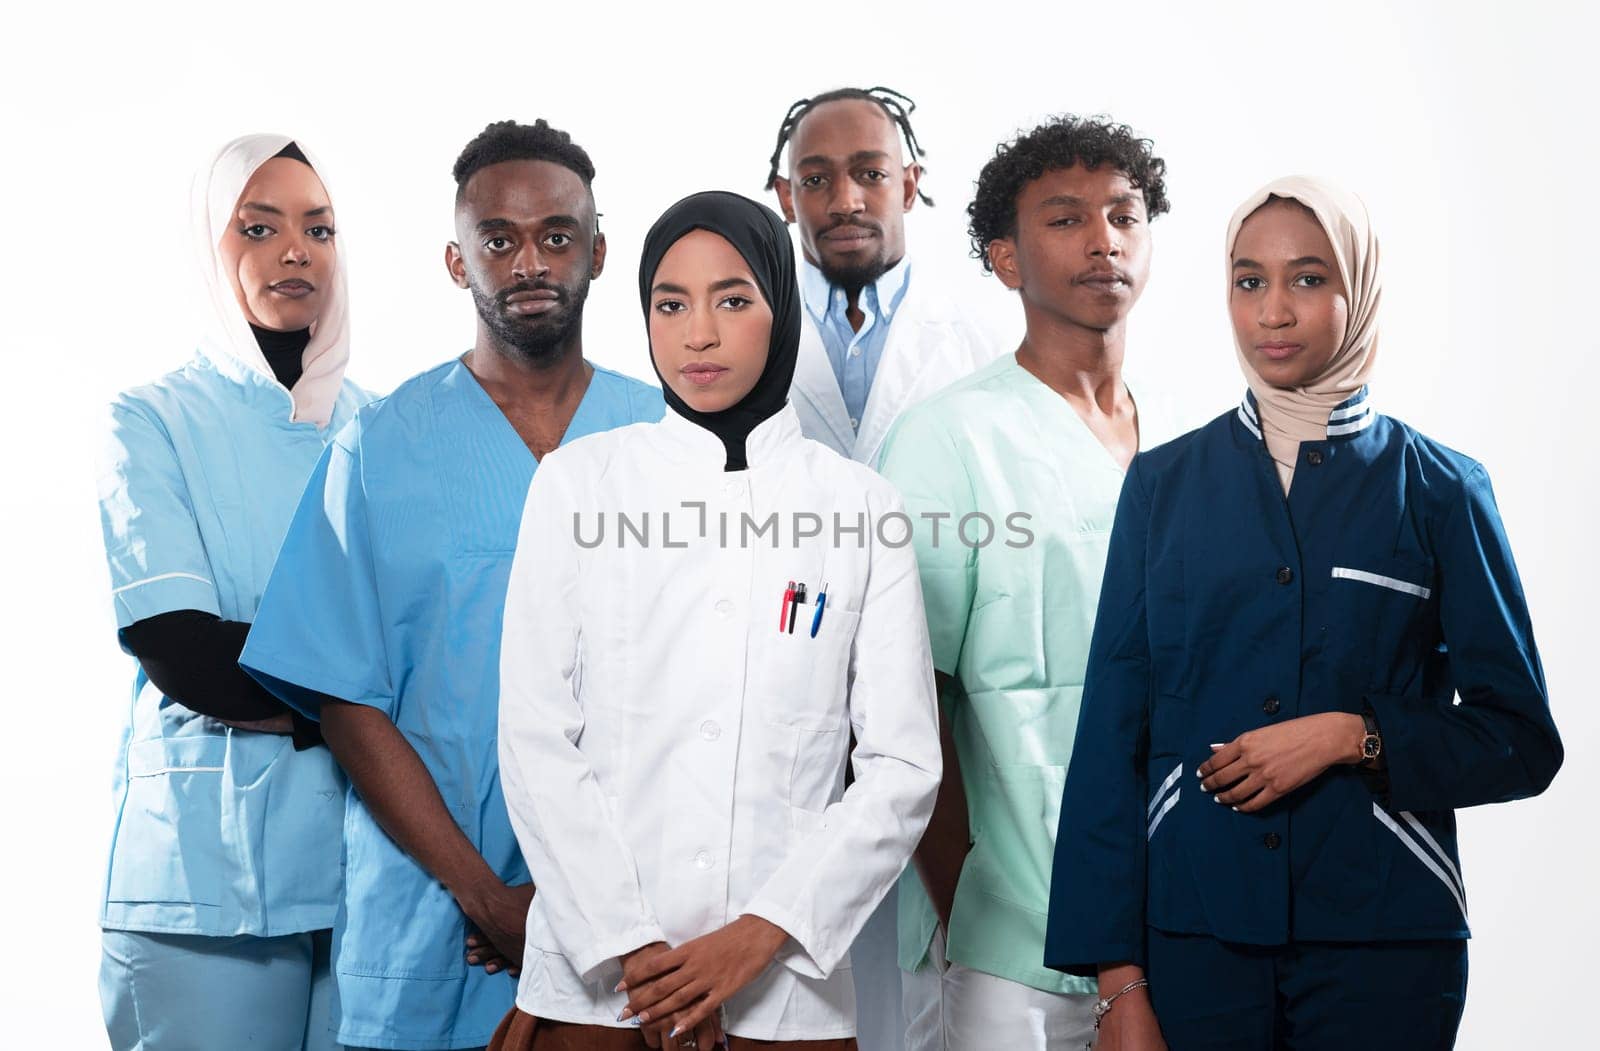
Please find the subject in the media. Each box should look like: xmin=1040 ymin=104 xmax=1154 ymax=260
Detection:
xmin=809 ymin=582 xmax=828 ymax=637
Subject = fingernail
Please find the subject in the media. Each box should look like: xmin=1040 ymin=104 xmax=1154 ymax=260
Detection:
xmin=669 ymin=1026 xmax=681 ymax=1038
xmin=617 ymin=1009 xmax=632 ymax=1022
xmin=1210 ymin=743 xmax=1224 ymax=750
xmin=1213 ymin=795 xmax=1223 ymax=804
xmin=1232 ymin=806 xmax=1240 ymax=812
xmin=614 ymin=981 xmax=627 ymax=993
xmin=639 ymin=1012 xmax=651 ymax=1024
xmin=629 ymin=1017 xmax=642 ymax=1028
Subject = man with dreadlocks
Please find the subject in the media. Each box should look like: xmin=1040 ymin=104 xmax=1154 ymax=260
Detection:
xmin=766 ymin=87 xmax=1002 ymax=470
xmin=242 ymin=119 xmax=664 ymax=1050
xmin=877 ymin=115 xmax=1180 ymax=1050
xmin=765 ymin=87 xmax=1004 ymax=1051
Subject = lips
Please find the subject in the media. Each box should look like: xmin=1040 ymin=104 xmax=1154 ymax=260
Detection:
xmin=681 ymin=362 xmax=728 ymax=387
xmin=1257 ymin=341 xmax=1304 ymax=361
xmin=820 ymin=225 xmax=878 ymax=249
xmin=505 ymin=289 xmax=560 ymax=316
xmin=269 ymin=279 xmax=314 ymax=298
xmin=1076 ymin=269 xmax=1130 ymax=291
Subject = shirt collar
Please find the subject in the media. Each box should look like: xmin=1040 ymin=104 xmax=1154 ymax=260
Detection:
xmin=655 ymin=401 xmax=804 ymax=469
xmin=1237 ymin=385 xmax=1374 ymax=442
xmin=799 ymin=254 xmax=912 ymax=324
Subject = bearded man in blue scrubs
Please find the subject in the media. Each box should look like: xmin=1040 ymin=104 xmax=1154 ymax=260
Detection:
xmin=242 ymin=119 xmax=665 ymax=1051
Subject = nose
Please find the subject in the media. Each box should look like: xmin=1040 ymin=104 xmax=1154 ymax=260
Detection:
xmin=511 ymin=243 xmax=549 ymax=282
xmin=1259 ymin=284 xmax=1295 ymax=329
xmin=826 ymin=178 xmax=866 ymax=220
xmin=1084 ymin=214 xmax=1120 ymax=259
xmin=684 ymin=304 xmax=719 ymax=354
xmin=281 ymin=236 xmax=311 ymax=268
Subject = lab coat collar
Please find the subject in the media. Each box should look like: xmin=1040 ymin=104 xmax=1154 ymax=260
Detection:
xmin=656 ymin=401 xmax=803 ymax=470
xmin=194 ymin=343 xmax=320 ymax=426
xmin=1238 ymin=385 xmax=1373 ymax=443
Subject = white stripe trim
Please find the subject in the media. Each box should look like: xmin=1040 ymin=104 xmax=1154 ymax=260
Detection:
xmin=1328 ymin=400 xmax=1370 ymax=422
xmin=111 ymin=571 xmax=214 ymax=596
xmin=1373 ymin=804 xmax=1468 ymax=922
xmin=1148 ymin=789 xmax=1180 ymax=840
xmin=1400 ymin=811 xmax=1467 ymax=906
xmin=1326 ymin=410 xmax=1376 ymax=437
xmin=1331 ymin=567 xmax=1432 ymax=599
xmin=1148 ymin=764 xmax=1184 ymax=818
xmin=1236 ymin=404 xmax=1262 ymax=439
xmin=129 ymin=766 xmax=225 ymax=777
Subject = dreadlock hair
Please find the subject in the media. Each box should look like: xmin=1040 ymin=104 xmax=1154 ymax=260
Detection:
xmin=452 ymin=119 xmax=596 ymax=203
xmin=764 ymin=87 xmax=934 ymax=207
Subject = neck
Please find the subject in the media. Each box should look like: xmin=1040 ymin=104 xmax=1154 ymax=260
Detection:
xmin=1014 ymin=305 xmax=1128 ymax=411
xmin=465 ymin=326 xmax=588 ymax=407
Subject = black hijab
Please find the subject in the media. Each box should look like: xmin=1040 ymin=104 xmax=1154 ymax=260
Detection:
xmin=638 ymin=191 xmax=800 ymax=471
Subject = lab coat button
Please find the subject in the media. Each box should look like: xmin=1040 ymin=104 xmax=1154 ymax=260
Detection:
xmin=700 ymin=720 xmax=721 ymax=741
xmin=1307 ymin=450 xmax=1325 ymax=466
xmin=1263 ymin=832 xmax=1282 ymax=850
xmin=850 ymin=346 xmax=862 ymax=357
xmin=1263 ymin=696 xmax=1281 ymax=715
xmin=715 ymin=598 xmax=734 ymax=616
xmin=849 ymin=417 xmax=859 ymax=429
xmin=694 ymin=849 xmax=714 ymax=870
xmin=1275 ymin=566 xmax=1294 ymax=585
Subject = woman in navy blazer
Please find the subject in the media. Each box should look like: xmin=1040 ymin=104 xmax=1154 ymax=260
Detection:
xmin=1045 ymin=176 xmax=1562 ymax=1050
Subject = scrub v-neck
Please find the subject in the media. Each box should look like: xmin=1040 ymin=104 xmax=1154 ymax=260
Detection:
xmin=1010 ymin=352 xmax=1143 ymax=472
xmin=458 ymin=354 xmax=600 ymax=465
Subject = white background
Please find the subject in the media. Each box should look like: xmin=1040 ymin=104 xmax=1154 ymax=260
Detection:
xmin=2 ymin=1 xmax=1595 ymax=1046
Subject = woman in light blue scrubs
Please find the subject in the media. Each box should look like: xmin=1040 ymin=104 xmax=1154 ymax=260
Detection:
xmin=95 ymin=134 xmax=371 ymax=1051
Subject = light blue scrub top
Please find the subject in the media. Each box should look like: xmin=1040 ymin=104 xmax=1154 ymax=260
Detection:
xmin=241 ymin=358 xmax=665 ymax=1051
xmin=96 ymin=346 xmax=369 ymax=938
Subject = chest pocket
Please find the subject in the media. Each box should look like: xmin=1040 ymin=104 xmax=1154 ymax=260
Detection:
xmin=758 ymin=607 xmax=860 ymax=732
xmin=1328 ymin=555 xmax=1437 ymax=691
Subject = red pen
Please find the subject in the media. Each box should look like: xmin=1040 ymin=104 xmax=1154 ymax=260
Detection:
xmin=780 ymin=580 xmax=795 ymax=632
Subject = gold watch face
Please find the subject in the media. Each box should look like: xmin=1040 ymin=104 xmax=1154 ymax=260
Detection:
xmin=1362 ymin=734 xmax=1382 ymax=759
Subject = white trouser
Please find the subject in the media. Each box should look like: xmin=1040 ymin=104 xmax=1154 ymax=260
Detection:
xmin=850 ymin=883 xmax=907 ymax=1051
xmin=902 ymin=927 xmax=1098 ymax=1050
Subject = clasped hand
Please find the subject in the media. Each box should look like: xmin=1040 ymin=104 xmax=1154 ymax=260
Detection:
xmin=616 ymin=915 xmax=788 ymax=1048
xmin=1197 ymin=712 xmax=1365 ymax=812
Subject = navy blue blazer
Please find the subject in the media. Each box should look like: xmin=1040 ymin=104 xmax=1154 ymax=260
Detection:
xmin=1044 ymin=388 xmax=1562 ymax=976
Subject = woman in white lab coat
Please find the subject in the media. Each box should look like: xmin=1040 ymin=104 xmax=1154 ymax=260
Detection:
xmin=493 ymin=191 xmax=942 ymax=1051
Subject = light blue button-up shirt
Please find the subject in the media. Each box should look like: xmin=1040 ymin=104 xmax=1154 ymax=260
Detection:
xmin=800 ymin=256 xmax=912 ymax=430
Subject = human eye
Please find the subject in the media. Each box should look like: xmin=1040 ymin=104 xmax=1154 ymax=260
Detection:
xmin=545 ymin=231 xmax=573 ymax=248
xmin=719 ymin=294 xmax=753 ymax=310
xmin=1234 ymin=275 xmax=1265 ymax=291
xmin=240 ymin=223 xmax=274 ymax=241
xmin=799 ymin=174 xmax=826 ymax=189
xmin=653 ymin=299 xmax=685 ymax=314
xmin=1048 ymin=215 xmax=1080 ymax=227
xmin=1294 ymin=274 xmax=1326 ymax=288
xmin=860 ymin=169 xmax=889 ymax=183
xmin=484 ymin=236 xmax=513 ymax=253
xmin=1112 ymin=213 xmax=1140 ymax=225
xmin=307 ymin=225 xmax=336 ymax=241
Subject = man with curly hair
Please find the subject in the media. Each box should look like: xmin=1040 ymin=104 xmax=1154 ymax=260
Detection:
xmin=876 ymin=114 xmax=1176 ymax=1050
xmin=241 ymin=119 xmax=664 ymax=1051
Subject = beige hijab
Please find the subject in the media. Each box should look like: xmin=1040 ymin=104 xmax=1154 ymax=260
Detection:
xmin=1226 ymin=175 xmax=1381 ymax=491
xmin=191 ymin=134 xmax=351 ymax=427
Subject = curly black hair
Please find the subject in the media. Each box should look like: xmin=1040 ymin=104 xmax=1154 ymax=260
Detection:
xmin=452 ymin=119 xmax=596 ymax=201
xmin=967 ymin=115 xmax=1169 ymax=271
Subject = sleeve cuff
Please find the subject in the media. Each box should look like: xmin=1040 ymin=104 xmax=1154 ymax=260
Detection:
xmin=572 ymin=923 xmax=669 ymax=986
xmin=112 ymin=573 xmax=220 ymax=629
xmin=741 ymin=900 xmax=829 ymax=980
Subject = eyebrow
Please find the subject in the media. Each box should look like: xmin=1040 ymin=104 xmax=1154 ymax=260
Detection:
xmin=795 ymin=150 xmax=894 ymax=168
xmin=651 ymin=276 xmax=758 ymax=296
xmin=475 ymin=214 xmax=581 ymax=232
xmin=241 ymin=202 xmax=331 ymax=218
xmin=1232 ymin=255 xmax=1332 ymax=269
xmin=1037 ymin=193 xmax=1142 ymax=209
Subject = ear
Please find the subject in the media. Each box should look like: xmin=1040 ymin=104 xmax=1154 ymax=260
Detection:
xmin=445 ymin=242 xmax=469 ymax=290
xmin=771 ymin=177 xmax=797 ymax=224
xmin=988 ymin=238 xmax=1022 ymax=291
xmin=591 ymin=230 xmax=607 ymax=279
xmin=901 ymin=163 xmax=922 ymax=213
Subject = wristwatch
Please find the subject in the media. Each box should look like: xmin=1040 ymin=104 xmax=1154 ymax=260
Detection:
xmin=1359 ymin=708 xmax=1383 ymax=766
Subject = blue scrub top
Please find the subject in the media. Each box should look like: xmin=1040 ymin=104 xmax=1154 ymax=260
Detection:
xmin=242 ymin=357 xmax=664 ymax=1051
xmin=96 ymin=346 xmax=369 ymax=938
xmin=1045 ymin=389 xmax=1563 ymax=976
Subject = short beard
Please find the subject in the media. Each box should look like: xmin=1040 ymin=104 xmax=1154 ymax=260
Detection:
xmin=817 ymin=253 xmax=892 ymax=295
xmin=472 ymin=275 xmax=590 ymax=363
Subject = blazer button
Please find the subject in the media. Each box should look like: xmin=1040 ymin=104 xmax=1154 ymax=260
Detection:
xmin=1307 ymin=450 xmax=1325 ymax=466
xmin=1275 ymin=566 xmax=1294 ymax=585
xmin=1263 ymin=832 xmax=1282 ymax=850
xmin=1263 ymin=696 xmax=1281 ymax=715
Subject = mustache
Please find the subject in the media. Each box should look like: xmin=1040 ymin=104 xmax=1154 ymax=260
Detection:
xmin=495 ymin=281 xmax=567 ymax=307
xmin=819 ymin=218 xmax=883 ymax=237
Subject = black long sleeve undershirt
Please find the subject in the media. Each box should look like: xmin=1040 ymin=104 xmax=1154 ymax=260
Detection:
xmin=121 ymin=610 xmax=323 ymax=749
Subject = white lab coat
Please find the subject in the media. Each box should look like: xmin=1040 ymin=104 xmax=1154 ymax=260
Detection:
xmin=498 ymin=403 xmax=942 ymax=1041
xmin=789 ymin=268 xmax=1006 ymax=468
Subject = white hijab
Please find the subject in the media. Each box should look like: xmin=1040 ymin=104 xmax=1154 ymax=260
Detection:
xmin=1226 ymin=175 xmax=1381 ymax=491
xmin=191 ymin=133 xmax=351 ymax=427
